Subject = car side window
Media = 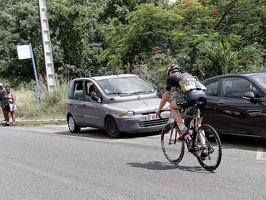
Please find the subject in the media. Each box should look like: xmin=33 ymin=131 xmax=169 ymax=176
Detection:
xmin=74 ymin=81 xmax=84 ymax=100
xmin=222 ymin=78 xmax=261 ymax=99
xmin=85 ymin=81 xmax=95 ymax=101
xmin=205 ymin=81 xmax=219 ymax=96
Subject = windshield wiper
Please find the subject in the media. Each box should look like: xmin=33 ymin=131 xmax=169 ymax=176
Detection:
xmin=108 ymin=92 xmax=132 ymax=96
xmin=132 ymin=90 xmax=153 ymax=95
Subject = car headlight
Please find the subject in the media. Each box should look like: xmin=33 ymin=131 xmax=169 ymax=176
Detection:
xmin=119 ymin=111 xmax=134 ymax=117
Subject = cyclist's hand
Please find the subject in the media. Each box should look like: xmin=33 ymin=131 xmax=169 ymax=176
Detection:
xmin=155 ymin=108 xmax=161 ymax=115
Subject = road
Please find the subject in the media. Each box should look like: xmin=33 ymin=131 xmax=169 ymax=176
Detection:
xmin=0 ymin=125 xmax=265 ymax=200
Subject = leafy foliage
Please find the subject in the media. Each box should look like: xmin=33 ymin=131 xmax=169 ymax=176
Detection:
xmin=0 ymin=0 xmax=265 ymax=91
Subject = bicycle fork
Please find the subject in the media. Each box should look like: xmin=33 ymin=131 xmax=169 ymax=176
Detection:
xmin=168 ymin=124 xmax=178 ymax=144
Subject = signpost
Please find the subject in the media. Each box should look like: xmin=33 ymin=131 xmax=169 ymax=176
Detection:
xmin=17 ymin=43 xmax=42 ymax=105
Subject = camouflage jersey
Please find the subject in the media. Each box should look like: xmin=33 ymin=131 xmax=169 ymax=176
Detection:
xmin=165 ymin=72 xmax=205 ymax=104
xmin=165 ymin=72 xmax=186 ymax=104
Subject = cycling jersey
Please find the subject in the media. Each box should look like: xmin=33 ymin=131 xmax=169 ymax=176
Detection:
xmin=166 ymin=72 xmax=207 ymax=117
xmin=165 ymin=72 xmax=186 ymax=105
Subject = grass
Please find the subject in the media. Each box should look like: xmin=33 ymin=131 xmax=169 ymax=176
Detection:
xmin=13 ymin=80 xmax=69 ymax=122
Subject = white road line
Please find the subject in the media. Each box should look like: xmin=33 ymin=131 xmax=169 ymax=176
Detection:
xmin=256 ymin=146 xmax=265 ymax=160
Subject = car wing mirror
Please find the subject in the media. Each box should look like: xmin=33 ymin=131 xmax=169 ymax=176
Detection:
xmin=243 ymin=92 xmax=259 ymax=103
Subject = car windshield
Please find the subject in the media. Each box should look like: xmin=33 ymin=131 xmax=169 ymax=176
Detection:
xmin=97 ymin=76 xmax=156 ymax=96
xmin=251 ymin=74 xmax=266 ymax=88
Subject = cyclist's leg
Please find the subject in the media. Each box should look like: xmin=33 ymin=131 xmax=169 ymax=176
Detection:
xmin=170 ymin=100 xmax=183 ymax=125
xmin=197 ymin=105 xmax=205 ymax=144
xmin=196 ymin=93 xmax=207 ymax=127
xmin=196 ymin=93 xmax=208 ymax=157
xmin=185 ymin=90 xmax=207 ymax=154
xmin=170 ymin=100 xmax=187 ymax=139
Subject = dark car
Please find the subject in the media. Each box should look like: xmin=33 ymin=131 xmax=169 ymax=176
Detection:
xmin=202 ymin=72 xmax=266 ymax=139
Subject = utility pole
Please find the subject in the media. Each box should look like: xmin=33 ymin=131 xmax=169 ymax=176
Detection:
xmin=38 ymin=0 xmax=56 ymax=92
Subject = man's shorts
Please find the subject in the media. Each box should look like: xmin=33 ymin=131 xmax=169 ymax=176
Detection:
xmin=171 ymin=90 xmax=207 ymax=117
xmin=3 ymin=104 xmax=10 ymax=112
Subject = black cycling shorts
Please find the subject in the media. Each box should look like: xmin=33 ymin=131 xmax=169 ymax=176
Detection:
xmin=175 ymin=90 xmax=207 ymax=117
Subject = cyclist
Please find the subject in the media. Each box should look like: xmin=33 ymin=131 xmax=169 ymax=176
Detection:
xmin=156 ymin=64 xmax=207 ymax=140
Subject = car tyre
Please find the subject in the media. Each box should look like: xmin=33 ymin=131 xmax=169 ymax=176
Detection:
xmin=67 ymin=114 xmax=81 ymax=133
xmin=105 ymin=117 xmax=121 ymax=138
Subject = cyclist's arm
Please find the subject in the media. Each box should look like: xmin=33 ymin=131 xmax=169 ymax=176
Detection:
xmin=156 ymin=91 xmax=170 ymax=114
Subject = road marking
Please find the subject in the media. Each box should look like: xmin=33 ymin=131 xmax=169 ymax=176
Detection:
xmin=256 ymin=146 xmax=265 ymax=160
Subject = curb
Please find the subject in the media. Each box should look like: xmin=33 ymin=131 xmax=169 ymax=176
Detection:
xmin=3 ymin=119 xmax=67 ymax=126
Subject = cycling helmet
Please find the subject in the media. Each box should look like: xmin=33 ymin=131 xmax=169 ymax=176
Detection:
xmin=166 ymin=64 xmax=182 ymax=75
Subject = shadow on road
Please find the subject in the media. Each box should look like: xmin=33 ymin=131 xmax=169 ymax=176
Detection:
xmin=55 ymin=127 xmax=160 ymax=139
xmin=219 ymin=135 xmax=266 ymax=151
xmin=127 ymin=161 xmax=210 ymax=173
xmin=44 ymin=125 xmax=265 ymax=152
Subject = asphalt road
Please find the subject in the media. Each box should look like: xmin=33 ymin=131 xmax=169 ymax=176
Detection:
xmin=0 ymin=125 xmax=265 ymax=200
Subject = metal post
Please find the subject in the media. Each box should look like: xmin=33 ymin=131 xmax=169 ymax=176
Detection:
xmin=29 ymin=43 xmax=42 ymax=105
xmin=38 ymin=0 xmax=56 ymax=92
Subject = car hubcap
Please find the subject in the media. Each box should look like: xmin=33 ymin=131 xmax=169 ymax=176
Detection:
xmin=68 ymin=117 xmax=75 ymax=131
xmin=109 ymin=122 xmax=116 ymax=133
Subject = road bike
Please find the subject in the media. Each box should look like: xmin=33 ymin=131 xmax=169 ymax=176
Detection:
xmin=161 ymin=102 xmax=222 ymax=171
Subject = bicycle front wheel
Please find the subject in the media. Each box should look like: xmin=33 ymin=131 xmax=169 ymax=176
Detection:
xmin=195 ymin=124 xmax=222 ymax=171
xmin=161 ymin=123 xmax=185 ymax=163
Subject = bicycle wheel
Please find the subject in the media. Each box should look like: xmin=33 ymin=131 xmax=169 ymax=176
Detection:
xmin=161 ymin=123 xmax=185 ymax=163
xmin=195 ymin=124 xmax=222 ymax=171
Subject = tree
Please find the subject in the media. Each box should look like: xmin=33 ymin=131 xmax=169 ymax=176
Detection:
xmin=0 ymin=0 xmax=265 ymax=87
xmin=101 ymin=0 xmax=265 ymax=81
xmin=47 ymin=0 xmax=107 ymax=78
xmin=0 ymin=0 xmax=42 ymax=86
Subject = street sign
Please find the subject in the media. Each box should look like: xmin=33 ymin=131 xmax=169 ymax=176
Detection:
xmin=16 ymin=43 xmax=42 ymax=105
xmin=17 ymin=45 xmax=32 ymax=60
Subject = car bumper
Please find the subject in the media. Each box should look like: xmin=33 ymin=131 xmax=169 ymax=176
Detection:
xmin=115 ymin=111 xmax=172 ymax=133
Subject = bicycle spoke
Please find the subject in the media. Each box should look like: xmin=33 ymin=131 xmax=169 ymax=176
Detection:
xmin=161 ymin=123 xmax=185 ymax=163
xmin=196 ymin=125 xmax=222 ymax=171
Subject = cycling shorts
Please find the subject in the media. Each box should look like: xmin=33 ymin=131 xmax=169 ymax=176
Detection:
xmin=171 ymin=90 xmax=207 ymax=117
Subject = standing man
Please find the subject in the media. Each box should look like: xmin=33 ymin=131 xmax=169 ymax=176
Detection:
xmin=0 ymin=83 xmax=6 ymax=123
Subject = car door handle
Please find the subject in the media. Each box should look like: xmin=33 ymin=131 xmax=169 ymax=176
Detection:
xmin=217 ymin=103 xmax=224 ymax=107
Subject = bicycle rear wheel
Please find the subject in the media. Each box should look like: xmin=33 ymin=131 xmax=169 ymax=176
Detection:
xmin=161 ymin=123 xmax=185 ymax=163
xmin=195 ymin=124 xmax=222 ymax=171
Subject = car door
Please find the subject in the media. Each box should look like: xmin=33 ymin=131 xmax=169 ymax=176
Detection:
xmin=82 ymin=81 xmax=104 ymax=128
xmin=67 ymin=80 xmax=86 ymax=125
xmin=203 ymin=79 xmax=221 ymax=129
xmin=212 ymin=77 xmax=263 ymax=136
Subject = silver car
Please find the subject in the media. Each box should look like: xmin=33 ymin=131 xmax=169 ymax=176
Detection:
xmin=67 ymin=74 xmax=171 ymax=137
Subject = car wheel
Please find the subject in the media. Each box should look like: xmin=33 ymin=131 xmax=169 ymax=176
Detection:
xmin=105 ymin=117 xmax=121 ymax=138
xmin=67 ymin=115 xmax=81 ymax=133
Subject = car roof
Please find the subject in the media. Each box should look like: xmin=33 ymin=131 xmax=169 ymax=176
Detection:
xmin=92 ymin=74 xmax=138 ymax=81
xmin=72 ymin=74 xmax=138 ymax=82
xmin=203 ymin=72 xmax=266 ymax=83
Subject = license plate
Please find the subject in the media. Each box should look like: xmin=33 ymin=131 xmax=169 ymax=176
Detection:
xmin=145 ymin=114 xmax=158 ymax=121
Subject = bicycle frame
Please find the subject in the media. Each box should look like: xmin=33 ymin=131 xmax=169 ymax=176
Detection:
xmin=168 ymin=106 xmax=200 ymax=151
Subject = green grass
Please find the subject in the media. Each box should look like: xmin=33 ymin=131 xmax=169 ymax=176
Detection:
xmin=14 ymin=80 xmax=69 ymax=121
